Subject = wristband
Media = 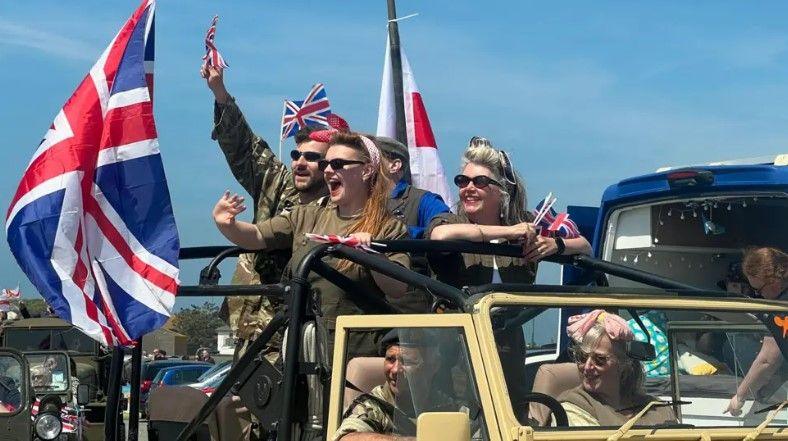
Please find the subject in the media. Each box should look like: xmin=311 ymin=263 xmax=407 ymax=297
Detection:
xmin=554 ymin=236 xmax=566 ymax=255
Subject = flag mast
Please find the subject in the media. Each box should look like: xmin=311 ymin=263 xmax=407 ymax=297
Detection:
xmin=386 ymin=0 xmax=408 ymax=145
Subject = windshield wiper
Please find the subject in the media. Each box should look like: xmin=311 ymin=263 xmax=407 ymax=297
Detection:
xmin=607 ymin=400 xmax=686 ymax=441
xmin=743 ymin=400 xmax=788 ymax=441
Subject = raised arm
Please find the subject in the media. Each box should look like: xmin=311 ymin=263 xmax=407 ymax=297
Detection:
xmin=430 ymin=221 xmax=535 ymax=242
xmin=213 ymin=191 xmax=264 ymax=249
xmin=202 ymin=65 xmax=295 ymax=214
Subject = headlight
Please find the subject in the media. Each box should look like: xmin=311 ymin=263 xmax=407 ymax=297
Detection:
xmin=34 ymin=412 xmax=62 ymax=440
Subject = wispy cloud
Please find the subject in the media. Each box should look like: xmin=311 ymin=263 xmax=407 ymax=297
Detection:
xmin=0 ymin=19 xmax=98 ymax=62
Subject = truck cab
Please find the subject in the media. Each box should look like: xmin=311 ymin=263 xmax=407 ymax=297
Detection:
xmin=583 ymin=154 xmax=788 ymax=290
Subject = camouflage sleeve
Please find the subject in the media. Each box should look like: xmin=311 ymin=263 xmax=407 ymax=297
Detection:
xmin=211 ymin=97 xmax=296 ymax=219
xmin=332 ymin=398 xmax=393 ymax=441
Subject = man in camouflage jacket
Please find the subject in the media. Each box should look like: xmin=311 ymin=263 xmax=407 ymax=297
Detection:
xmin=202 ymin=65 xmax=329 ymax=359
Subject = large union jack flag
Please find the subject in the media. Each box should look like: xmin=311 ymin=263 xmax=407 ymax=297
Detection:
xmin=280 ymin=83 xmax=331 ymax=140
xmin=5 ymin=0 xmax=179 ymax=347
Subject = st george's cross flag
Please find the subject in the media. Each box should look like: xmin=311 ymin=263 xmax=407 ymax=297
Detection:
xmin=5 ymin=0 xmax=180 ymax=347
xmin=377 ymin=37 xmax=455 ymax=209
xmin=281 ymin=83 xmax=332 ymax=140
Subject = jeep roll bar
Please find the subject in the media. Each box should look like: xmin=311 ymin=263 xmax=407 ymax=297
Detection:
xmin=160 ymin=240 xmax=718 ymax=441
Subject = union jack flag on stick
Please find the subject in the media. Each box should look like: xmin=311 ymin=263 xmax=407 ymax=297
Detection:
xmin=532 ymin=195 xmax=581 ymax=239
xmin=202 ymin=15 xmax=228 ymax=69
xmin=305 ymin=233 xmax=381 ymax=253
xmin=5 ymin=0 xmax=180 ymax=347
xmin=281 ymin=83 xmax=331 ymax=140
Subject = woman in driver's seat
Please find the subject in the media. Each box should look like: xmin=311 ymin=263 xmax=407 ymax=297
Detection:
xmin=558 ymin=310 xmax=676 ymax=427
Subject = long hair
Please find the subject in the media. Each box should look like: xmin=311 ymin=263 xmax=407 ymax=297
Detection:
xmin=458 ymin=141 xmax=528 ymax=225
xmin=578 ymin=323 xmax=645 ymax=400
xmin=743 ymin=247 xmax=788 ymax=283
xmin=328 ymin=132 xmax=393 ymax=272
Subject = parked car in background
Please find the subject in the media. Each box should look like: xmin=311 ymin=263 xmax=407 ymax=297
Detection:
xmin=140 ymin=360 xmax=209 ymax=417
xmin=194 ymin=360 xmax=231 ymax=385
xmin=195 ymin=367 xmax=229 ymax=397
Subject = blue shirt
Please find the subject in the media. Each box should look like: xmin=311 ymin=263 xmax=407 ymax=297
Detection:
xmin=390 ymin=179 xmax=451 ymax=238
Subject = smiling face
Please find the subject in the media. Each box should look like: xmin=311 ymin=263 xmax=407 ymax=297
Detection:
xmin=323 ymin=144 xmax=371 ymax=207
xmin=292 ymin=140 xmax=329 ymax=192
xmin=577 ymin=334 xmax=621 ymax=401
xmin=459 ymin=162 xmax=502 ymax=222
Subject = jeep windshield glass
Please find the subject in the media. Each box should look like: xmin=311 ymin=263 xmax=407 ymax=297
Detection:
xmin=0 ymin=355 xmax=24 ymax=413
xmin=4 ymin=328 xmax=95 ymax=354
xmin=489 ymin=305 xmax=788 ymax=430
xmin=27 ymin=353 xmax=69 ymax=394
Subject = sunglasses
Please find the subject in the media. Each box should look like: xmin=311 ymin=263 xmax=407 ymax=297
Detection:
xmin=318 ymin=158 xmax=366 ymax=171
xmin=453 ymin=174 xmax=504 ymax=189
xmin=290 ymin=149 xmax=323 ymax=162
xmin=571 ymin=348 xmax=613 ymax=368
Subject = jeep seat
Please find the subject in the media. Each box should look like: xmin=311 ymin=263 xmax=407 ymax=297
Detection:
xmin=528 ymin=362 xmax=581 ymax=426
xmin=147 ymin=386 xmax=218 ymax=441
xmin=343 ymin=357 xmax=385 ymax=411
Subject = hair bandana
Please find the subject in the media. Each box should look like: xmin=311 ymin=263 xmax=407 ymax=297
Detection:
xmin=566 ymin=309 xmax=634 ymax=343
xmin=308 ymin=113 xmax=350 ymax=143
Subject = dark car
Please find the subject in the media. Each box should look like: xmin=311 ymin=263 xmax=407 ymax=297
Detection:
xmin=140 ymin=360 xmax=209 ymax=417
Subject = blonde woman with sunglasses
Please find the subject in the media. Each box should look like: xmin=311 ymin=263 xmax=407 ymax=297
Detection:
xmin=427 ymin=137 xmax=591 ymax=287
xmin=213 ymin=131 xmax=410 ymax=357
xmin=560 ymin=310 xmax=676 ymax=427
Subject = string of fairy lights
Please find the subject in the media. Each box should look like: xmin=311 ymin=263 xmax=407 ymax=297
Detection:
xmin=616 ymin=196 xmax=765 ymax=268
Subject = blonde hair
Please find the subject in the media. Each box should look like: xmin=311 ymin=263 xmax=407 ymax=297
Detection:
xmin=577 ymin=323 xmax=645 ymax=400
xmin=459 ymin=142 xmax=529 ymax=225
xmin=743 ymin=247 xmax=788 ymax=283
xmin=329 ymin=132 xmax=393 ymax=272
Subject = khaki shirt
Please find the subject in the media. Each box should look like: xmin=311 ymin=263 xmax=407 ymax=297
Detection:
xmin=426 ymin=212 xmax=537 ymax=288
xmin=559 ymin=386 xmax=676 ymax=427
xmin=257 ymin=204 xmax=411 ymax=356
xmin=212 ymin=97 xmax=299 ymax=340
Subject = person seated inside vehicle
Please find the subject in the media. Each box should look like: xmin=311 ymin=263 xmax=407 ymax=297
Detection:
xmin=31 ymin=364 xmax=53 ymax=390
xmin=333 ymin=329 xmax=472 ymax=440
xmin=559 ymin=310 xmax=677 ymax=427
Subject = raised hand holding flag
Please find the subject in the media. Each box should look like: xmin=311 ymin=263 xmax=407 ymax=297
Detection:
xmin=202 ymin=15 xmax=229 ymax=69
xmin=532 ymin=194 xmax=581 ymax=239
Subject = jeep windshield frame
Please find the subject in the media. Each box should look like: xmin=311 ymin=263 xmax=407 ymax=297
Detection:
xmin=168 ymin=240 xmax=722 ymax=441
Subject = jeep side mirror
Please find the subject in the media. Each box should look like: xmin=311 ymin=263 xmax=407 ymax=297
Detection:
xmin=76 ymin=384 xmax=90 ymax=406
xmin=417 ymin=412 xmax=470 ymax=441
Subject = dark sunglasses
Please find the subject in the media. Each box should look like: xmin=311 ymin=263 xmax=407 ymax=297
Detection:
xmin=318 ymin=158 xmax=366 ymax=171
xmin=453 ymin=174 xmax=504 ymax=189
xmin=290 ymin=149 xmax=323 ymax=162
xmin=571 ymin=347 xmax=613 ymax=368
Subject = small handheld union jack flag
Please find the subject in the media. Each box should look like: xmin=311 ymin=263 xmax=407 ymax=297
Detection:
xmin=281 ymin=83 xmax=331 ymax=140
xmin=305 ymin=233 xmax=381 ymax=253
xmin=202 ymin=15 xmax=228 ymax=69
xmin=532 ymin=195 xmax=581 ymax=239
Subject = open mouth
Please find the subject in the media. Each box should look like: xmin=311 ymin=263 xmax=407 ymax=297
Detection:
xmin=328 ymin=178 xmax=343 ymax=194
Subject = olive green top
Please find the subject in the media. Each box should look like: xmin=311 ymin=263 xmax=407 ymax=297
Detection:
xmin=256 ymin=203 xmax=411 ymax=331
xmin=426 ymin=212 xmax=537 ymax=288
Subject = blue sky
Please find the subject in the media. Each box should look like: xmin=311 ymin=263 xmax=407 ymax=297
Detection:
xmin=3 ymin=1 xmax=788 ymax=309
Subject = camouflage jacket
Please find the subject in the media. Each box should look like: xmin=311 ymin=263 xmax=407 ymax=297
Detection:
xmin=333 ymin=384 xmax=400 ymax=440
xmin=212 ymin=97 xmax=299 ymax=340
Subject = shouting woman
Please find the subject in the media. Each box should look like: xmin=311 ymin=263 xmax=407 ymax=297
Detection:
xmin=214 ymin=131 xmax=410 ymax=357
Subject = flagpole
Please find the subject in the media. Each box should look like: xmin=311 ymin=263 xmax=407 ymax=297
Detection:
xmin=278 ymin=100 xmax=286 ymax=159
xmin=387 ymin=0 xmax=408 ymax=146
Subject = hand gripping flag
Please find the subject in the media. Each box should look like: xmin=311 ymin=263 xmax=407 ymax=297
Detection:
xmin=202 ymin=15 xmax=228 ymax=69
xmin=281 ymin=83 xmax=331 ymax=140
xmin=5 ymin=0 xmax=180 ymax=347
xmin=305 ymin=233 xmax=381 ymax=253
xmin=532 ymin=196 xmax=581 ymax=239
xmin=377 ymin=36 xmax=455 ymax=209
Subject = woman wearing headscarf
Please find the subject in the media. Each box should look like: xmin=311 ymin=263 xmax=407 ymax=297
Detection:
xmin=725 ymin=247 xmax=788 ymax=416
xmin=560 ymin=310 xmax=676 ymax=427
xmin=427 ymin=137 xmax=591 ymax=287
xmin=214 ymin=131 xmax=410 ymax=357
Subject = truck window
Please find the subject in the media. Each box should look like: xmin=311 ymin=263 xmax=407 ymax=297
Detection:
xmin=336 ymin=327 xmax=487 ymax=440
xmin=4 ymin=330 xmax=54 ymax=351
xmin=27 ymin=353 xmax=70 ymax=394
xmin=600 ymin=196 xmax=788 ymax=290
xmin=490 ymin=304 xmax=788 ymax=430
